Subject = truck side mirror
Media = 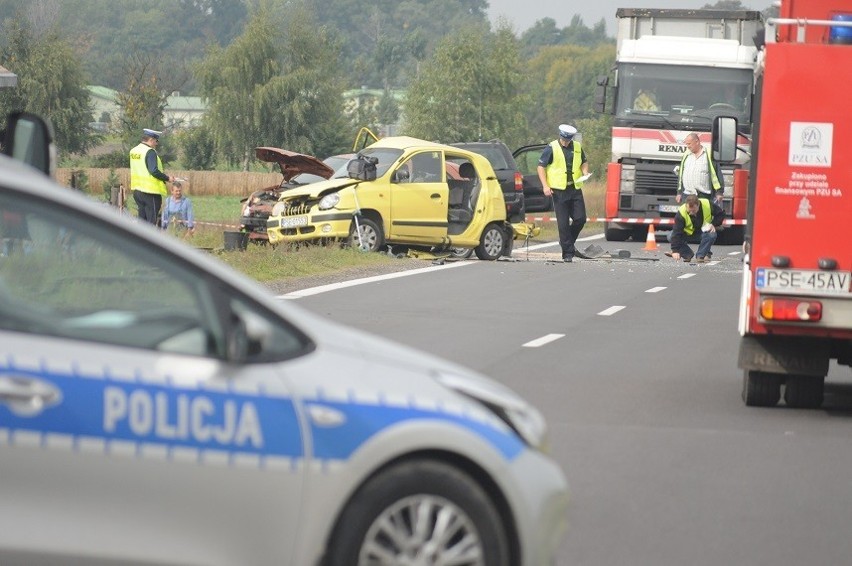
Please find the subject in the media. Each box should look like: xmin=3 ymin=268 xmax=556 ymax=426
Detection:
xmin=712 ymin=116 xmax=738 ymax=163
xmin=594 ymin=75 xmax=610 ymax=114
xmin=2 ymin=111 xmax=55 ymax=176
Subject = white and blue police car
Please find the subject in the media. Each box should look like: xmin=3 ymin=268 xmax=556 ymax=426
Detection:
xmin=0 ymin=114 xmax=568 ymax=565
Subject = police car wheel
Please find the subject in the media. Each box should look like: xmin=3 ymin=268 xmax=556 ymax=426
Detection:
xmin=326 ymin=460 xmax=510 ymax=566
xmin=475 ymin=223 xmax=505 ymax=261
xmin=348 ymin=217 xmax=384 ymax=252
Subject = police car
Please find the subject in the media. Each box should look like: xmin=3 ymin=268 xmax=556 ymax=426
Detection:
xmin=0 ymin=114 xmax=568 ymax=564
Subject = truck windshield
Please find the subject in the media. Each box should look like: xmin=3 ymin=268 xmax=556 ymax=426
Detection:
xmin=616 ymin=63 xmax=753 ymax=126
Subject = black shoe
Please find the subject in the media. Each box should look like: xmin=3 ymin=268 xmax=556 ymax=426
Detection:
xmin=563 ymin=256 xmax=573 ymax=263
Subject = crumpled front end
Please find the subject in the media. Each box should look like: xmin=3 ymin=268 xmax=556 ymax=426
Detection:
xmin=266 ymin=188 xmax=358 ymax=245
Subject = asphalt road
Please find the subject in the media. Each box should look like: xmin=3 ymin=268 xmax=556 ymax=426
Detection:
xmin=286 ymin=236 xmax=852 ymax=566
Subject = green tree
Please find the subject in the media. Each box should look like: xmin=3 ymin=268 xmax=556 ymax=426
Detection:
xmin=0 ymin=16 xmax=98 ymax=155
xmin=178 ymin=124 xmax=216 ymax=170
xmin=404 ymin=23 xmax=528 ymax=147
xmin=114 ymin=52 xmax=171 ymax=153
xmin=521 ymin=43 xmax=615 ymax=143
xmin=196 ymin=4 xmax=348 ymax=169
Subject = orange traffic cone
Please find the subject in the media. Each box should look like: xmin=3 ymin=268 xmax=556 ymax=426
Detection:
xmin=643 ymin=223 xmax=658 ymax=251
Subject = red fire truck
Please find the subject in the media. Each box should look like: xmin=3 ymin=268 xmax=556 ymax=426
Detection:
xmin=735 ymin=0 xmax=852 ymax=408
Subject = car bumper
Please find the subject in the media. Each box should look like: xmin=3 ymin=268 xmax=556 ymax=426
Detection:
xmin=267 ymin=212 xmax=353 ymax=244
xmin=508 ymin=449 xmax=570 ymax=565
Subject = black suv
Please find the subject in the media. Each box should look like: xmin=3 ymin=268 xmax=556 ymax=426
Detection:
xmin=513 ymin=144 xmax=553 ymax=213
xmin=450 ymin=141 xmax=525 ymax=223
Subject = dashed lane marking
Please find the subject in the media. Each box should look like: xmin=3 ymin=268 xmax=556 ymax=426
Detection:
xmin=522 ymin=334 xmax=565 ymax=348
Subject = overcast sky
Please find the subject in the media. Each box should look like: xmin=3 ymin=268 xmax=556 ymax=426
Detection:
xmin=486 ymin=0 xmax=778 ymax=36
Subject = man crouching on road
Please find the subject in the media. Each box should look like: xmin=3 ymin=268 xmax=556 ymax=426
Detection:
xmin=668 ymin=194 xmax=725 ymax=263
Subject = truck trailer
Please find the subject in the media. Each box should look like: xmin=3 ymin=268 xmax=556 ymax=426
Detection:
xmin=595 ymin=8 xmax=763 ymax=244
xmin=737 ymin=0 xmax=852 ymax=408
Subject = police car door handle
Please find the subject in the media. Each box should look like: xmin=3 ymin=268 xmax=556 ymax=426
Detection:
xmin=0 ymin=376 xmax=62 ymax=417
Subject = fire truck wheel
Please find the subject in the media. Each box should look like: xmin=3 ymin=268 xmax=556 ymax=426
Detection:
xmin=742 ymin=370 xmax=781 ymax=407
xmin=783 ymin=375 xmax=824 ymax=409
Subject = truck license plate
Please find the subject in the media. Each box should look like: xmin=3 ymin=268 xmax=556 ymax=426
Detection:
xmin=281 ymin=215 xmax=308 ymax=228
xmin=756 ymin=268 xmax=851 ymax=295
xmin=658 ymin=205 xmax=678 ymax=213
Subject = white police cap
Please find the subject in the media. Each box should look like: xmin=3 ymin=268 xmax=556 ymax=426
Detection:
xmin=558 ymin=124 xmax=577 ymax=139
xmin=142 ymin=128 xmax=162 ymax=139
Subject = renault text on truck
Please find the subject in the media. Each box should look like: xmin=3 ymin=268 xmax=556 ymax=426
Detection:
xmin=737 ymin=0 xmax=852 ymax=409
xmin=595 ymin=8 xmax=763 ymax=244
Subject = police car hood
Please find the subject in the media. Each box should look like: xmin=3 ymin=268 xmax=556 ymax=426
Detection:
xmin=289 ymin=303 xmax=533 ymax=413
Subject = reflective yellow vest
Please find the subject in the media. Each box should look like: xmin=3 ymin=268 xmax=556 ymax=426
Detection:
xmin=545 ymin=140 xmax=585 ymax=190
xmin=678 ymin=198 xmax=713 ymax=236
xmin=130 ymin=142 xmax=167 ymax=196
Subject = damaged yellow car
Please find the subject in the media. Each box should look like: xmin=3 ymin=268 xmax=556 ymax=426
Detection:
xmin=266 ymin=137 xmax=512 ymax=260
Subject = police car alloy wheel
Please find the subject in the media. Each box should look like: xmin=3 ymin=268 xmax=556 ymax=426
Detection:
xmin=325 ymin=460 xmax=510 ymax=566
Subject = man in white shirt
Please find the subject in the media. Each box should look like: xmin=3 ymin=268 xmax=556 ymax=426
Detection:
xmin=676 ymin=133 xmax=723 ymax=205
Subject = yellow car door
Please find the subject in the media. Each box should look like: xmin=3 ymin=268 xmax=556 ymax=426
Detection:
xmin=388 ymin=151 xmax=448 ymax=243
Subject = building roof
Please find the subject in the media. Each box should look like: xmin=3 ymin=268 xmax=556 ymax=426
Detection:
xmin=0 ymin=64 xmax=18 ymax=88
xmin=87 ymin=85 xmax=118 ymax=101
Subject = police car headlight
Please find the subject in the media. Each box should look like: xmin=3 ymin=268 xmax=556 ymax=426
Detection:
xmin=436 ymin=372 xmax=550 ymax=453
xmin=319 ymin=193 xmax=340 ymax=210
xmin=271 ymin=202 xmax=286 ymax=217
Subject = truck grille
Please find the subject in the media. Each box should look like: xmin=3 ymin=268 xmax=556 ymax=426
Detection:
xmin=634 ymin=164 xmax=679 ymax=195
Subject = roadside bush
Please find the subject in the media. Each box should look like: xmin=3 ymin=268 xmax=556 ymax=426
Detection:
xmin=179 ymin=125 xmax=216 ymax=171
xmin=92 ymin=149 xmax=128 ymax=169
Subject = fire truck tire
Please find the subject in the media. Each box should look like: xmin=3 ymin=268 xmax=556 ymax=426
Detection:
xmin=716 ymin=225 xmax=744 ymax=246
xmin=742 ymin=370 xmax=781 ymax=407
xmin=604 ymin=225 xmax=629 ymax=242
xmin=783 ymin=375 xmax=824 ymax=409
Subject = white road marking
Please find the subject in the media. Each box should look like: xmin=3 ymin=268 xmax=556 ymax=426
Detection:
xmin=598 ymin=306 xmax=626 ymax=316
xmin=278 ymin=262 xmax=472 ymax=299
xmin=678 ymin=273 xmax=697 ymax=280
xmin=523 ymin=333 xmax=565 ymax=348
xmin=646 ymin=286 xmax=667 ymax=293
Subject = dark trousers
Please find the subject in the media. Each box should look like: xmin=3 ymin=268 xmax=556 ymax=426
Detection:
xmin=133 ymin=190 xmax=162 ymax=226
xmin=552 ymin=188 xmax=586 ymax=259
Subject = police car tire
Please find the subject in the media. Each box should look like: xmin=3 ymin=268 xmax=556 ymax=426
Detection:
xmin=326 ymin=459 xmax=510 ymax=566
xmin=475 ymin=223 xmax=505 ymax=261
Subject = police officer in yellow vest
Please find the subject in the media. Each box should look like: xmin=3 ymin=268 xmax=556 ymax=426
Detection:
xmin=667 ymin=194 xmax=725 ymax=263
xmin=130 ymin=128 xmax=174 ymax=226
xmin=537 ymin=124 xmax=590 ymax=262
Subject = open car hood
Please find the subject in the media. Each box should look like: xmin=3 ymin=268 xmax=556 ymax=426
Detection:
xmin=255 ymin=147 xmax=335 ymax=182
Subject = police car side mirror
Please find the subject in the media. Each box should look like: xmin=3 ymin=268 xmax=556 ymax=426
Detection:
xmin=2 ymin=111 xmax=56 ymax=177
xmin=712 ymin=116 xmax=738 ymax=164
